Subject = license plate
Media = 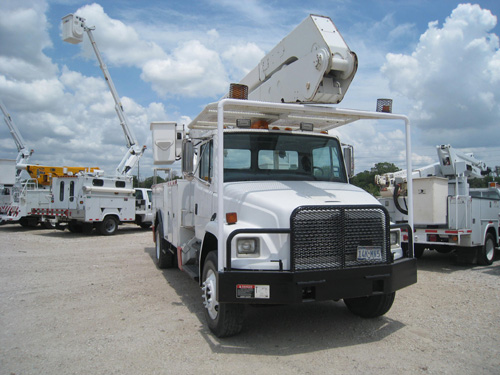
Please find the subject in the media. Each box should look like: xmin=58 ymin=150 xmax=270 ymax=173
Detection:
xmin=357 ymin=246 xmax=382 ymax=261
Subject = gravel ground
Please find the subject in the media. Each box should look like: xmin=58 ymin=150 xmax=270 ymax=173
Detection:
xmin=0 ymin=224 xmax=499 ymax=375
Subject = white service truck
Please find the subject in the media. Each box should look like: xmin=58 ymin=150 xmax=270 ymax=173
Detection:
xmin=376 ymin=144 xmax=496 ymax=264
xmin=0 ymin=99 xmax=51 ymax=227
xmin=33 ymin=175 xmax=152 ymax=234
xmin=26 ymin=13 xmax=152 ymax=234
xmin=151 ymin=15 xmax=417 ymax=337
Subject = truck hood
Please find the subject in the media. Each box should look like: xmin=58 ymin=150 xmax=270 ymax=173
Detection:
xmin=223 ymin=180 xmax=380 ymax=228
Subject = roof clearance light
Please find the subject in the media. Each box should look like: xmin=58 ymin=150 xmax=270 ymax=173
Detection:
xmin=251 ymin=120 xmax=269 ymax=129
xmin=236 ymin=119 xmax=251 ymax=128
xmin=376 ymin=98 xmax=393 ymax=113
xmin=229 ymin=83 xmax=248 ymax=100
xmin=300 ymin=122 xmax=314 ymax=131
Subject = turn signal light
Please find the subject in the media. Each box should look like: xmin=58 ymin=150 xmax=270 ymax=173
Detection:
xmin=226 ymin=212 xmax=237 ymax=225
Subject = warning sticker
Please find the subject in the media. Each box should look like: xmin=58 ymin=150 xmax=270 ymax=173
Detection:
xmin=236 ymin=284 xmax=270 ymax=299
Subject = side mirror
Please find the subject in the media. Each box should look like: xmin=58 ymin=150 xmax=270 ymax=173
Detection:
xmin=343 ymin=144 xmax=355 ymax=178
xmin=182 ymin=140 xmax=194 ymax=177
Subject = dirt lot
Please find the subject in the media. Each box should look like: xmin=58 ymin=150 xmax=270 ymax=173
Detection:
xmin=0 ymin=225 xmax=499 ymax=375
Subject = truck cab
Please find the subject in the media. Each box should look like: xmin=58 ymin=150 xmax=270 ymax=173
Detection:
xmin=134 ymin=187 xmax=153 ymax=228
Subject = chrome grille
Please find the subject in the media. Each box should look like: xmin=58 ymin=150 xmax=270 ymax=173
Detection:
xmin=291 ymin=206 xmax=389 ymax=271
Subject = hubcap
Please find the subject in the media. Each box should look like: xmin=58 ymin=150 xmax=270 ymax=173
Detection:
xmin=105 ymin=220 xmax=115 ymax=232
xmin=202 ymin=269 xmax=218 ymax=320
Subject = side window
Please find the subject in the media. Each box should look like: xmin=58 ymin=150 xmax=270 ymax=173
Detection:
xmin=59 ymin=181 xmax=65 ymax=202
xmin=485 ymin=190 xmax=500 ymax=200
xmin=92 ymin=179 xmax=104 ymax=187
xmin=313 ymin=146 xmax=341 ymax=180
xmin=135 ymin=189 xmax=143 ymax=199
xmin=115 ymin=181 xmax=126 ymax=188
xmin=199 ymin=141 xmax=213 ymax=182
xmin=69 ymin=181 xmax=75 ymax=202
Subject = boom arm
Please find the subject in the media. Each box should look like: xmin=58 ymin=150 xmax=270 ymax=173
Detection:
xmin=233 ymin=15 xmax=358 ymax=104
xmin=437 ymin=144 xmax=490 ymax=178
xmin=375 ymin=144 xmax=490 ymax=194
xmin=62 ymin=14 xmax=146 ymax=176
xmin=0 ymin=99 xmax=33 ymax=174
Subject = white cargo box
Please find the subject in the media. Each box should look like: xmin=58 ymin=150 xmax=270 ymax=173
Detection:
xmin=0 ymin=159 xmax=16 ymax=185
xmin=150 ymin=122 xmax=178 ymax=165
xmin=413 ymin=177 xmax=448 ymax=225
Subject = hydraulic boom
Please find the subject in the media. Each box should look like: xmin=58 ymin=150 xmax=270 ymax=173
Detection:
xmin=233 ymin=15 xmax=358 ymax=104
xmin=62 ymin=14 xmax=146 ymax=176
xmin=0 ymin=99 xmax=33 ymax=177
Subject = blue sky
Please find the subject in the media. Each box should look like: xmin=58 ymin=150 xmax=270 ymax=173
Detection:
xmin=1 ymin=0 xmax=500 ymax=178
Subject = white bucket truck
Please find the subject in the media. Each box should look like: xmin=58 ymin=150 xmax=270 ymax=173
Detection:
xmin=376 ymin=145 xmax=497 ymax=264
xmin=151 ymin=15 xmax=417 ymax=337
xmin=0 ymin=99 xmax=53 ymax=227
xmin=27 ymin=14 xmax=152 ymax=235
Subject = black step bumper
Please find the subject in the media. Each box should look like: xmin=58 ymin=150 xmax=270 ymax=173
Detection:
xmin=217 ymin=258 xmax=417 ymax=304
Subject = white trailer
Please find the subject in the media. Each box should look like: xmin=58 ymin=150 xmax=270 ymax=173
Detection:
xmin=151 ymin=15 xmax=417 ymax=337
xmin=376 ymin=145 xmax=496 ymax=264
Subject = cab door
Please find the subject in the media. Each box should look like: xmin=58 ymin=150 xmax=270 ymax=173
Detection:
xmin=194 ymin=140 xmax=215 ymax=239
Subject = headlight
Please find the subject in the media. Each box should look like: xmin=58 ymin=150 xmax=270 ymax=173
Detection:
xmin=236 ymin=238 xmax=260 ymax=257
xmin=390 ymin=230 xmax=400 ymax=246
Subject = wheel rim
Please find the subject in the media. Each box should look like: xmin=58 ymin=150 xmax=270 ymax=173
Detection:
xmin=202 ymin=269 xmax=218 ymax=320
xmin=106 ymin=220 xmax=115 ymax=233
xmin=485 ymin=238 xmax=494 ymax=261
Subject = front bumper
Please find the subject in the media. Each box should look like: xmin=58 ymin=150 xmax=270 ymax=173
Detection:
xmin=218 ymin=258 xmax=417 ymax=304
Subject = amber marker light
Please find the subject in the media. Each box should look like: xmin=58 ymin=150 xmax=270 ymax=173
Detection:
xmin=226 ymin=212 xmax=238 ymax=225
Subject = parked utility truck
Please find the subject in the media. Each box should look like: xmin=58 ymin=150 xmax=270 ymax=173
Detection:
xmin=0 ymin=98 xmax=105 ymax=227
xmin=26 ymin=13 xmax=152 ymax=235
xmin=151 ymin=15 xmax=417 ymax=337
xmin=376 ymin=144 xmax=496 ymax=264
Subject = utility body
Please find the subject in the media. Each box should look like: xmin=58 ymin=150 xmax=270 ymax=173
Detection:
xmin=151 ymin=15 xmax=417 ymax=337
xmin=34 ymin=175 xmax=152 ymax=234
xmin=376 ymin=144 xmax=496 ymax=264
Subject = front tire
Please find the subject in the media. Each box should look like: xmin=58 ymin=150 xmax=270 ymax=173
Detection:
xmin=202 ymin=251 xmax=244 ymax=337
xmin=344 ymin=292 xmax=396 ymax=318
xmin=478 ymin=233 xmax=495 ymax=265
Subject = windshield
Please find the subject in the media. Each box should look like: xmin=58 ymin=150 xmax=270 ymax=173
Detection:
xmin=224 ymin=132 xmax=347 ymax=183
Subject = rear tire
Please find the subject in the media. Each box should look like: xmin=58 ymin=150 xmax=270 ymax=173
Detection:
xmin=202 ymin=251 xmax=244 ymax=337
xmin=99 ymin=216 xmax=118 ymax=235
xmin=344 ymin=292 xmax=396 ymax=318
xmin=19 ymin=217 xmax=38 ymax=228
xmin=478 ymin=233 xmax=495 ymax=265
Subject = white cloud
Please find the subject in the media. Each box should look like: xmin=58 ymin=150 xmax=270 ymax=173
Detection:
xmin=382 ymin=4 xmax=500 ymax=148
xmin=141 ymin=40 xmax=229 ymax=98
xmin=221 ymin=42 xmax=265 ymax=80
xmin=74 ymin=3 xmax=166 ymax=67
xmin=0 ymin=0 xmax=57 ymax=80
xmin=0 ymin=2 xmax=170 ymax=175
